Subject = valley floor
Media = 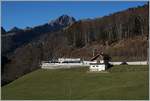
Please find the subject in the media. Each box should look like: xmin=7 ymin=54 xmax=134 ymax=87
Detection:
xmin=1 ymin=65 xmax=149 ymax=100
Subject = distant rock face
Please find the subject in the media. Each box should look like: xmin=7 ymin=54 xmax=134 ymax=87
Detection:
xmin=1 ymin=27 xmax=6 ymax=34
xmin=51 ymin=15 xmax=76 ymax=26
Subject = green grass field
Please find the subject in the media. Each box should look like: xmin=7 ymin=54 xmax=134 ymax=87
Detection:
xmin=1 ymin=65 xmax=149 ymax=100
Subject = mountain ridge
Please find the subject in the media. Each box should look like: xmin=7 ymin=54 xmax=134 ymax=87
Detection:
xmin=2 ymin=14 xmax=76 ymax=55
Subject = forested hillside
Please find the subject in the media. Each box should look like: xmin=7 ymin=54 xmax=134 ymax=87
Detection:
xmin=65 ymin=4 xmax=148 ymax=47
xmin=2 ymin=4 xmax=149 ymax=86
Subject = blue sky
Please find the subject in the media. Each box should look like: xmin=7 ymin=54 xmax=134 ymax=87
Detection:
xmin=2 ymin=1 xmax=147 ymax=31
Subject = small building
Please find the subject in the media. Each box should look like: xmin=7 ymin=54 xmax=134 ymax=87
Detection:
xmin=89 ymin=52 xmax=112 ymax=72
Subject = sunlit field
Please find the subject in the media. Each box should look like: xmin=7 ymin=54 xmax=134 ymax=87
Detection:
xmin=2 ymin=65 xmax=148 ymax=100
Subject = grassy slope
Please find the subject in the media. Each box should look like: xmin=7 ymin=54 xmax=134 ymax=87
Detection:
xmin=1 ymin=65 xmax=149 ymax=100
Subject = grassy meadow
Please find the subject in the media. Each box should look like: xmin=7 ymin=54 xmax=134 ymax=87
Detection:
xmin=1 ymin=65 xmax=149 ymax=100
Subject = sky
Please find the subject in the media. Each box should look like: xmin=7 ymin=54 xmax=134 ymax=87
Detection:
xmin=1 ymin=1 xmax=147 ymax=31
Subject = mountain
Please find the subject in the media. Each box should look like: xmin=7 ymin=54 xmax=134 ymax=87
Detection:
xmin=2 ymin=4 xmax=149 ymax=86
xmin=1 ymin=27 xmax=6 ymax=34
xmin=8 ymin=27 xmax=23 ymax=33
xmin=49 ymin=14 xmax=76 ymax=26
xmin=2 ymin=15 xmax=76 ymax=55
